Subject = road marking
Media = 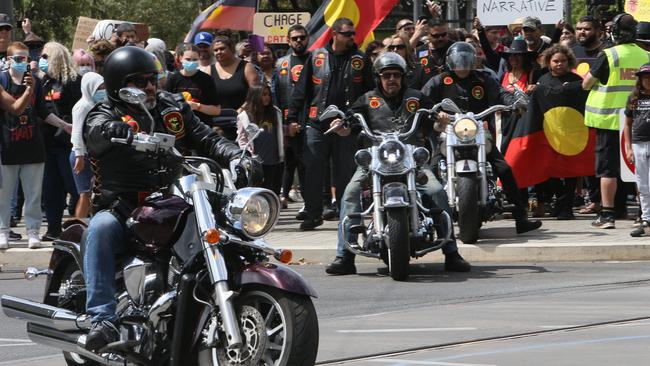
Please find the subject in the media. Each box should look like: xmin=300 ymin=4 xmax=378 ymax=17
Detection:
xmin=538 ymin=325 xmax=579 ymax=329
xmin=337 ymin=327 xmax=477 ymax=333
xmin=371 ymin=360 xmax=497 ymax=366
xmin=0 ymin=338 xmax=32 ymax=343
xmin=0 ymin=355 xmax=61 ymax=365
xmin=0 ymin=343 xmax=34 ymax=347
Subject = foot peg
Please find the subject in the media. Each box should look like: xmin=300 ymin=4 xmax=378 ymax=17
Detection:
xmin=349 ymin=224 xmax=365 ymax=235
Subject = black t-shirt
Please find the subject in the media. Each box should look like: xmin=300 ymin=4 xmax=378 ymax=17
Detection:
xmin=589 ymin=53 xmax=610 ymax=85
xmin=211 ymin=60 xmax=249 ymax=110
xmin=537 ymin=71 xmax=583 ymax=87
xmin=1 ymin=72 xmax=48 ymax=165
xmin=251 ymin=111 xmax=280 ymax=165
xmin=42 ymin=75 xmax=82 ymax=149
xmin=571 ymin=44 xmax=603 ymax=60
xmin=166 ymin=70 xmax=220 ymax=124
xmin=625 ymin=94 xmax=650 ymax=143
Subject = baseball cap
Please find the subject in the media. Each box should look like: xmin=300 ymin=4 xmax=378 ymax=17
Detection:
xmin=522 ymin=16 xmax=542 ymax=31
xmin=636 ymin=62 xmax=650 ymax=76
xmin=0 ymin=13 xmax=13 ymax=29
xmin=193 ymin=32 xmax=214 ymax=46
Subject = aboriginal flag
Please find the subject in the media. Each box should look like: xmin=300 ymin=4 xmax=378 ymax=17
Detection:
xmin=305 ymin=0 xmax=399 ymax=50
xmin=185 ymin=0 xmax=256 ymax=42
xmin=505 ymin=81 xmax=595 ymax=188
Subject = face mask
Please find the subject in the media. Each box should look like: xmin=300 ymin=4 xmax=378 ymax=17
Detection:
xmin=12 ymin=61 xmax=28 ymax=74
xmin=38 ymin=58 xmax=49 ymax=73
xmin=182 ymin=61 xmax=199 ymax=73
xmin=92 ymin=89 xmax=107 ymax=103
xmin=157 ymin=70 xmax=168 ymax=81
xmin=79 ymin=66 xmax=93 ymax=75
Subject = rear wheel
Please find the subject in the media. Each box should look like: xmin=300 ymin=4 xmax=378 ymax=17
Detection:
xmin=457 ymin=176 xmax=481 ymax=244
xmin=385 ymin=208 xmax=410 ymax=281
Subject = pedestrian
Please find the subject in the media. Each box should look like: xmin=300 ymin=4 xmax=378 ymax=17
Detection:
xmin=365 ymin=40 xmax=384 ymax=64
xmin=583 ymin=13 xmax=646 ymax=229
xmin=0 ymin=13 xmax=13 ymax=72
xmin=387 ymin=34 xmax=427 ymax=90
xmin=237 ymin=83 xmax=284 ymax=194
xmin=210 ymin=36 xmax=259 ymax=111
xmin=39 ymin=41 xmax=81 ymax=241
xmin=287 ymin=17 xmax=374 ymax=230
xmin=624 ymin=62 xmax=650 ymax=236
xmin=72 ymin=49 xmax=95 ymax=76
xmin=70 ymin=72 xmax=104 ymax=220
xmin=166 ymin=43 xmax=221 ymax=125
xmin=88 ymin=40 xmax=114 ymax=75
xmin=193 ymin=32 xmax=214 ymax=74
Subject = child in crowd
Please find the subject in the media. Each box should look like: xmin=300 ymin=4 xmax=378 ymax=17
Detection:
xmin=624 ymin=62 xmax=650 ymax=237
xmin=236 ymin=83 xmax=284 ymax=196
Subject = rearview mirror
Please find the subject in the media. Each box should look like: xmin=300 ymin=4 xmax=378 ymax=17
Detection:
xmin=118 ymin=87 xmax=147 ymax=105
xmin=319 ymin=105 xmax=345 ymax=121
xmin=441 ymin=98 xmax=461 ymax=114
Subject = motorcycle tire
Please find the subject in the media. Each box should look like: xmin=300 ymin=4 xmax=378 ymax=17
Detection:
xmin=386 ymin=207 xmax=410 ymax=281
xmin=58 ymin=262 xmax=100 ymax=366
xmin=197 ymin=286 xmax=319 ymax=366
xmin=456 ymin=175 xmax=481 ymax=244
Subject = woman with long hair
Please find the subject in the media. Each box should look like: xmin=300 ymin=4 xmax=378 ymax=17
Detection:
xmin=386 ymin=34 xmax=427 ymax=89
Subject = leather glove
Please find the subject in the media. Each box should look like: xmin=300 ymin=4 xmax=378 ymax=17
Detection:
xmin=102 ymin=121 xmax=133 ymax=144
xmin=233 ymin=155 xmax=264 ymax=188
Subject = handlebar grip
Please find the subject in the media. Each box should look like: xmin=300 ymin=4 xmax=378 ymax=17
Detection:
xmin=110 ymin=137 xmax=130 ymax=144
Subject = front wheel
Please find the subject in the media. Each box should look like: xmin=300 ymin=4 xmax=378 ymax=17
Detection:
xmin=386 ymin=207 xmax=410 ymax=281
xmin=456 ymin=175 xmax=481 ymax=244
xmin=197 ymin=286 xmax=319 ymax=366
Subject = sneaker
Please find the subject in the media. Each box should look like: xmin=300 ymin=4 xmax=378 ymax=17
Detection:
xmin=295 ymin=206 xmax=308 ymax=221
xmin=85 ymin=320 xmax=120 ymax=352
xmin=591 ymin=214 xmax=615 ymax=229
xmin=325 ymin=256 xmax=357 ymax=275
xmin=323 ymin=201 xmax=339 ymax=221
xmin=41 ymin=231 xmax=60 ymax=242
xmin=27 ymin=231 xmax=42 ymax=249
xmin=630 ymin=221 xmax=650 ymax=237
xmin=9 ymin=230 xmax=22 ymax=240
xmin=288 ymin=189 xmax=303 ymax=202
xmin=0 ymin=232 xmax=8 ymax=249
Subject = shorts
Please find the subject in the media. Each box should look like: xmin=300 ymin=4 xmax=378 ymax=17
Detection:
xmin=69 ymin=152 xmax=93 ymax=193
xmin=595 ymin=128 xmax=620 ymax=178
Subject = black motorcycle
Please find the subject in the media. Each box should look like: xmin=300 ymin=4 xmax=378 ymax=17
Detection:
xmin=1 ymin=88 xmax=319 ymax=366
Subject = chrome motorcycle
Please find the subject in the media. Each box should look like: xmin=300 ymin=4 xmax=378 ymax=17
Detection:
xmin=323 ymin=103 xmax=452 ymax=281
xmin=1 ymin=88 xmax=319 ymax=366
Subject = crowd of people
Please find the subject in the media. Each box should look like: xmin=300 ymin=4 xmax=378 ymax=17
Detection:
xmin=0 ymin=4 xmax=649 ymax=259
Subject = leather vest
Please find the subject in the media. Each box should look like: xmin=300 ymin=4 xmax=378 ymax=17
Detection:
xmin=276 ymin=53 xmax=307 ymax=120
xmin=307 ymin=48 xmax=368 ymax=123
xmin=438 ymin=71 xmax=490 ymax=114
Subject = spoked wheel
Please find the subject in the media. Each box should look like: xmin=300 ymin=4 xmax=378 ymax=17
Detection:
xmin=198 ymin=287 xmax=319 ymax=366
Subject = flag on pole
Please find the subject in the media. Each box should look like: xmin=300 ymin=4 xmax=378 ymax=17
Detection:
xmin=305 ymin=0 xmax=399 ymax=51
xmin=185 ymin=0 xmax=256 ymax=42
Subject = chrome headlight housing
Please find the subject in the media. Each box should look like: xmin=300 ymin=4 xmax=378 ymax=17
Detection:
xmin=413 ymin=147 xmax=430 ymax=167
xmin=354 ymin=149 xmax=372 ymax=168
xmin=454 ymin=118 xmax=479 ymax=142
xmin=225 ymin=188 xmax=280 ymax=239
xmin=378 ymin=140 xmax=406 ymax=166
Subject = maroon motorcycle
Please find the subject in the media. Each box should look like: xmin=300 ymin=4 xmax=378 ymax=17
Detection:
xmin=1 ymin=88 xmax=319 ymax=366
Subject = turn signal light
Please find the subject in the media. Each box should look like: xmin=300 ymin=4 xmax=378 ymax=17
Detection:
xmin=205 ymin=228 xmax=221 ymax=244
xmin=275 ymin=249 xmax=293 ymax=264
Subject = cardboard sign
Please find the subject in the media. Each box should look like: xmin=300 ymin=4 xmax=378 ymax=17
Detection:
xmin=253 ymin=12 xmax=311 ymax=44
xmin=626 ymin=0 xmax=650 ymax=22
xmin=620 ymin=110 xmax=636 ymax=183
xmin=477 ymin=0 xmax=564 ymax=26
xmin=72 ymin=16 xmax=149 ymax=50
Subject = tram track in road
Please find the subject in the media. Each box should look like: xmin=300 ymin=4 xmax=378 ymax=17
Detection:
xmin=316 ymin=316 xmax=650 ymax=365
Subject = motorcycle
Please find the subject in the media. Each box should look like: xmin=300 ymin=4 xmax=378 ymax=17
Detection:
xmin=322 ymin=102 xmax=453 ymax=281
xmin=435 ymin=97 xmax=526 ymax=244
xmin=1 ymin=87 xmax=319 ymax=366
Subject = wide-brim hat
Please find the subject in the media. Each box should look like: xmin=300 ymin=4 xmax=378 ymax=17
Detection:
xmin=500 ymin=38 xmax=536 ymax=58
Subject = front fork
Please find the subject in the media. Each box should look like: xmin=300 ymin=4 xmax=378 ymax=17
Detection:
xmin=191 ymin=164 xmax=243 ymax=349
xmin=446 ymin=126 xmax=489 ymax=207
xmin=371 ymin=171 xmax=420 ymax=237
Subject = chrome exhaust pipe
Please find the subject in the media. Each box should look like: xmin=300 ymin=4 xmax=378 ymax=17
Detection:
xmin=27 ymin=323 xmax=128 ymax=366
xmin=1 ymin=295 xmax=91 ymax=331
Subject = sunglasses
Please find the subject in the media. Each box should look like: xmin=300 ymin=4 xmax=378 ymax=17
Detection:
xmin=290 ymin=35 xmax=307 ymax=42
xmin=10 ymin=55 xmax=28 ymax=63
xmin=398 ymin=23 xmax=415 ymax=31
xmin=431 ymin=32 xmax=448 ymax=39
xmin=40 ymin=54 xmax=48 ymax=59
xmin=126 ymin=74 xmax=157 ymax=88
xmin=379 ymin=72 xmax=403 ymax=80
xmin=337 ymin=31 xmax=356 ymax=38
xmin=388 ymin=44 xmax=406 ymax=51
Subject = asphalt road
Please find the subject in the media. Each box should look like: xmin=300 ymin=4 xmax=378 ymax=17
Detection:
xmin=1 ymin=261 xmax=649 ymax=365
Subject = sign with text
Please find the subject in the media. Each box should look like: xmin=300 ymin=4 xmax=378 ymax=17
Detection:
xmin=72 ymin=16 xmax=149 ymax=50
xmin=477 ymin=0 xmax=564 ymax=26
xmin=626 ymin=0 xmax=650 ymax=22
xmin=253 ymin=12 xmax=311 ymax=44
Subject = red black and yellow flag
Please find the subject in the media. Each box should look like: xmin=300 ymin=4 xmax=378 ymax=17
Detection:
xmin=504 ymin=81 xmax=596 ymax=188
xmin=305 ymin=0 xmax=399 ymax=50
xmin=185 ymin=0 xmax=256 ymax=42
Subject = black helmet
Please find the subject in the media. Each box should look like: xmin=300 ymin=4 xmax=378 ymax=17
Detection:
xmin=612 ymin=13 xmax=638 ymax=44
xmin=103 ymin=46 xmax=159 ymax=102
xmin=637 ymin=21 xmax=650 ymax=43
xmin=446 ymin=42 xmax=476 ymax=71
xmin=372 ymin=52 xmax=407 ymax=86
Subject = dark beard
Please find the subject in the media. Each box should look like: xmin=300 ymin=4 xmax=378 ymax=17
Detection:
xmin=579 ymin=33 xmax=598 ymax=48
xmin=292 ymin=44 xmax=307 ymax=55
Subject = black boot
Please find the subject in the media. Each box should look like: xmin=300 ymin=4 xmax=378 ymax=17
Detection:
xmin=299 ymin=217 xmax=323 ymax=231
xmin=85 ymin=320 xmax=120 ymax=352
xmin=444 ymin=251 xmax=471 ymax=272
xmin=325 ymin=256 xmax=356 ymax=275
xmin=516 ymin=218 xmax=542 ymax=234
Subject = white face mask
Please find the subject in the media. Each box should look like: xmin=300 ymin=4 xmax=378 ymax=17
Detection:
xmin=79 ymin=66 xmax=94 ymax=75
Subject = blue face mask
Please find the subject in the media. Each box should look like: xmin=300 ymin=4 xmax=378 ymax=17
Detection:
xmin=92 ymin=89 xmax=107 ymax=103
xmin=38 ymin=58 xmax=49 ymax=73
xmin=79 ymin=66 xmax=93 ymax=75
xmin=12 ymin=61 xmax=28 ymax=74
xmin=182 ymin=61 xmax=199 ymax=73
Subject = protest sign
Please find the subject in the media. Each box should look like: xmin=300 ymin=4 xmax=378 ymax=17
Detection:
xmin=253 ymin=12 xmax=311 ymax=44
xmin=626 ymin=0 xmax=650 ymax=22
xmin=72 ymin=16 xmax=149 ymax=50
xmin=477 ymin=0 xmax=564 ymax=26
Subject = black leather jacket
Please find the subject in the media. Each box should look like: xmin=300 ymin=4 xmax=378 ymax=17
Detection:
xmin=84 ymin=91 xmax=242 ymax=208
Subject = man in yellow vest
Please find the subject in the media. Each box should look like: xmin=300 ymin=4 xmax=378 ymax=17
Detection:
xmin=583 ymin=13 xmax=650 ymax=229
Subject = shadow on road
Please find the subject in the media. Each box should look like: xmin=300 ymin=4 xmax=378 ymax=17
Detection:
xmin=356 ymin=263 xmax=550 ymax=283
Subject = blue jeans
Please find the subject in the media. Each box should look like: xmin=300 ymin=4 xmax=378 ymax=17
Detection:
xmin=84 ymin=211 xmax=127 ymax=323
xmin=336 ymin=167 xmax=458 ymax=259
xmin=0 ymin=164 xmax=44 ymax=234
xmin=43 ymin=148 xmax=79 ymax=235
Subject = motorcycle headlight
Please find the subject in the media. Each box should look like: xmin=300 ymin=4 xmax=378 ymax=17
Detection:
xmin=226 ymin=188 xmax=280 ymax=239
xmin=378 ymin=140 xmax=406 ymax=166
xmin=454 ymin=118 xmax=478 ymax=142
xmin=354 ymin=149 xmax=372 ymax=168
xmin=413 ymin=147 xmax=430 ymax=167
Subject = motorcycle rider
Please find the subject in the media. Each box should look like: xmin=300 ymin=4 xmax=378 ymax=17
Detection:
xmin=325 ymin=53 xmax=471 ymax=275
xmin=82 ymin=46 xmax=260 ymax=352
xmin=422 ymin=42 xmax=542 ymax=235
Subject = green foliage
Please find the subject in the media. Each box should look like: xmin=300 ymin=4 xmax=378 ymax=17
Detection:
xmin=571 ymin=0 xmax=588 ymax=25
xmin=13 ymin=0 xmax=201 ymax=49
